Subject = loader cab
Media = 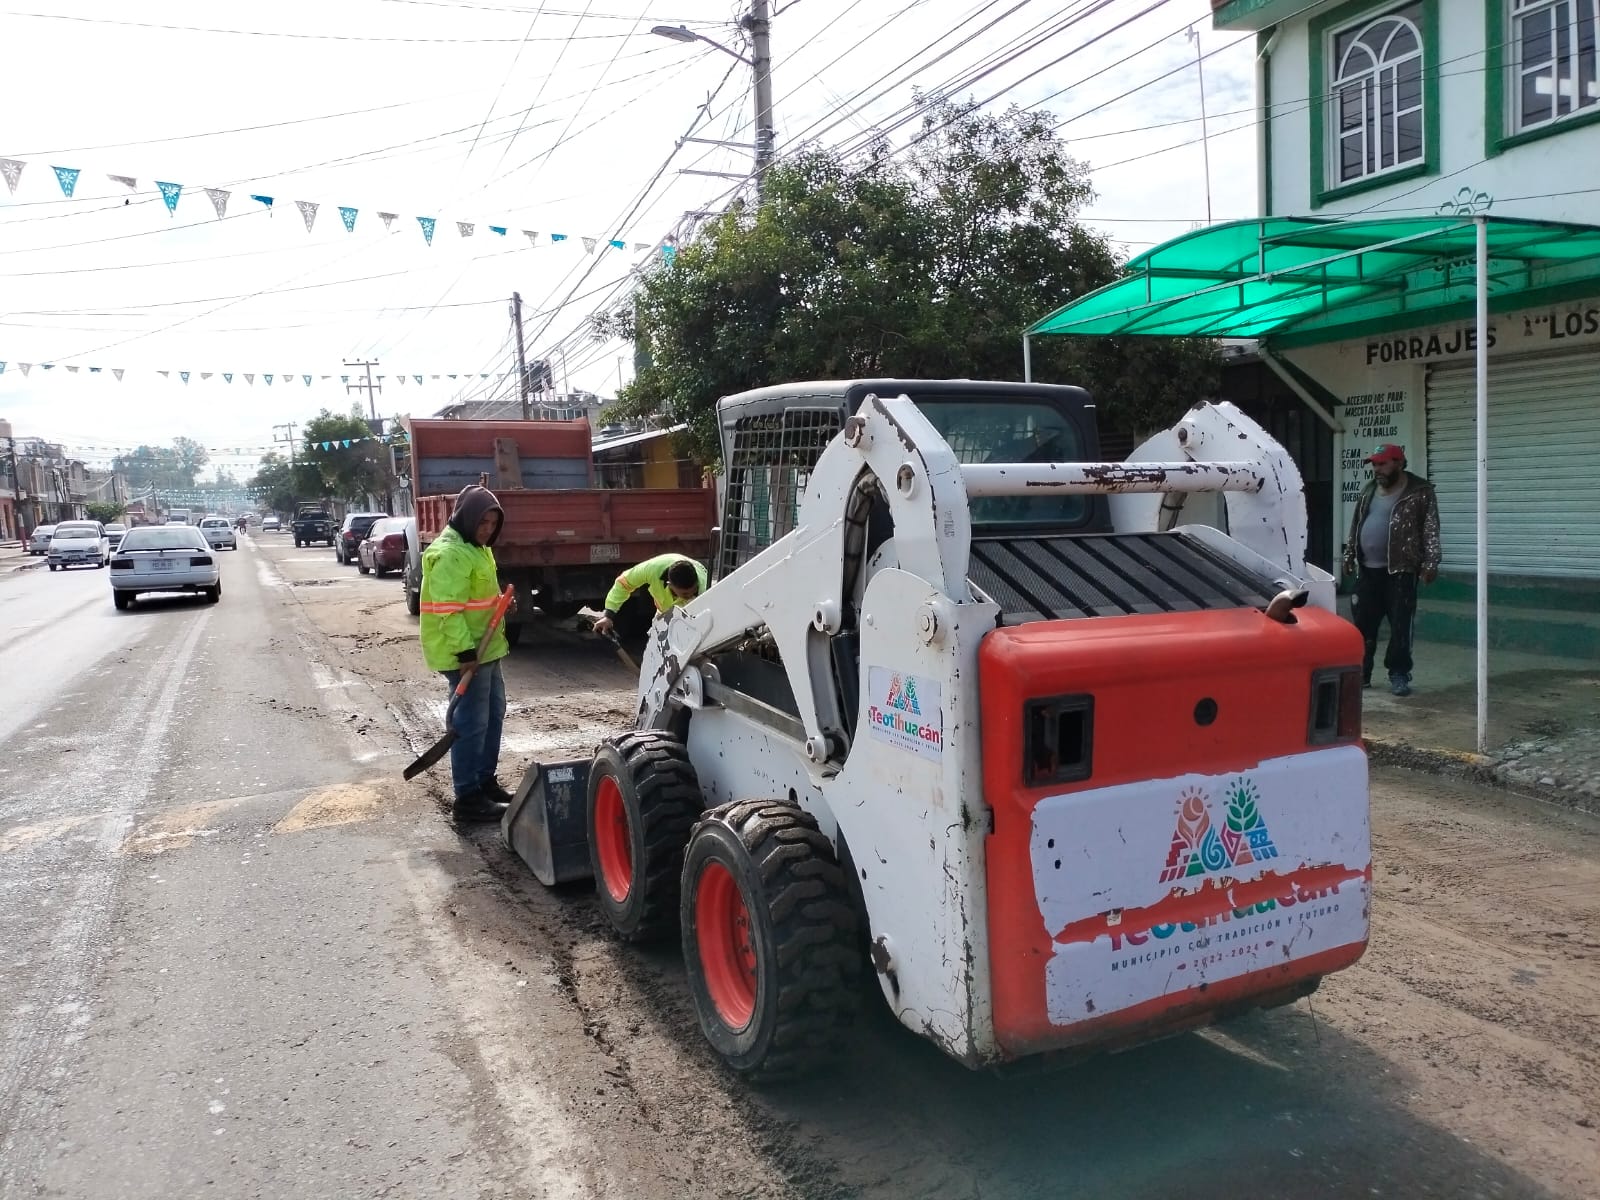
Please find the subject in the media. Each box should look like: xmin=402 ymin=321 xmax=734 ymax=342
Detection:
xmin=713 ymin=379 xmax=1110 ymax=580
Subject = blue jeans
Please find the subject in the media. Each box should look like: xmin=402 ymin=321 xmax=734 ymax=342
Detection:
xmin=442 ymin=659 xmax=506 ymax=801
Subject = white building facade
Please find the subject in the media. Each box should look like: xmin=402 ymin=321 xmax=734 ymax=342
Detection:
xmin=1215 ymin=0 xmax=1600 ymax=644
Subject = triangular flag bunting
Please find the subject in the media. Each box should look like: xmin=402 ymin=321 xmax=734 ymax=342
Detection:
xmin=0 ymin=362 xmax=5 ymax=374
xmin=609 ymin=239 xmax=625 ymax=249
xmin=251 ymin=194 xmax=274 ymax=212
xmin=52 ymin=166 xmax=80 ymax=197
xmin=524 ymin=230 xmax=538 ymax=244
xmin=398 ymin=375 xmax=406 ymax=385
xmin=344 ymin=439 xmax=353 ymax=449
xmin=457 ymin=221 xmax=474 ymax=237
xmin=244 ymin=373 xmax=254 ymax=384
xmin=551 ymin=233 xmax=567 ymax=242
xmin=156 ymin=182 xmax=182 ymax=215
xmin=417 ymin=216 xmax=436 ymax=245
xmin=264 ymin=374 xmax=273 ymax=385
xmin=112 ymin=368 xmax=123 ymax=381
xmin=340 ymin=375 xmax=349 ymax=383
xmin=379 ymin=212 xmax=396 ymax=230
xmin=449 ymin=374 xmax=457 ymax=379
xmin=413 ymin=374 xmax=422 ymax=385
xmin=296 ymin=200 xmax=318 ymax=232
xmin=89 ymin=366 xmax=100 ymax=373
xmin=180 ymin=371 xmax=190 ymax=383
xmin=201 ymin=372 xmax=213 ymax=380
xmin=339 ymin=206 xmax=357 ymax=232
xmin=320 ymin=374 xmax=330 ymax=380
xmin=41 ymin=363 xmax=53 ymax=370
xmin=582 ymin=237 xmax=597 ymax=253
xmin=489 ymin=226 xmax=506 ymax=236
xmin=109 ymin=174 xmax=136 ymax=191
xmin=303 ymin=375 xmax=312 ymax=386
xmin=662 ymin=245 xmax=677 ymax=262
xmin=1 ymin=159 xmax=23 ymax=195
xmin=431 ymin=374 xmax=439 ymax=380
xmin=223 ymin=373 xmax=232 ymax=383
xmin=66 ymin=365 xmax=80 ymax=373
xmin=19 ymin=363 xmax=31 ymax=377
xmin=158 ymin=370 xmax=169 ymax=378
xmin=205 ymin=188 xmax=229 ymax=219
xmin=634 ymin=242 xmax=650 ymax=252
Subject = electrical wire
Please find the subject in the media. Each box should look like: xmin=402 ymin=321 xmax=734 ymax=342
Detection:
xmin=1 ymin=10 xmax=641 ymax=43
xmin=464 ymin=2 xmax=551 ymax=164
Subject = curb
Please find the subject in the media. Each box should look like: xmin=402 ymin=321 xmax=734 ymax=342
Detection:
xmin=1365 ymin=734 xmax=1599 ymax=816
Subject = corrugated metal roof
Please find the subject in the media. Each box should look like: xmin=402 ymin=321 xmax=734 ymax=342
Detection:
xmin=591 ymin=424 xmax=688 ymax=453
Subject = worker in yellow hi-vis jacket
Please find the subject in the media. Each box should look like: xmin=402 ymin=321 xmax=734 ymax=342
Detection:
xmin=591 ymin=553 xmax=707 ymax=642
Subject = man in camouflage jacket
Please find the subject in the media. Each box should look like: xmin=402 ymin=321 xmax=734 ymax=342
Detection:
xmin=1342 ymin=444 xmax=1442 ymax=697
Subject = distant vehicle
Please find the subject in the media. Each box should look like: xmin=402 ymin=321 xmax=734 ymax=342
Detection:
xmin=357 ymin=517 xmax=408 ymax=577
xmin=47 ymin=521 xmax=110 ymax=570
xmin=402 ymin=518 xmax=422 ymax=617
xmin=336 ymin=512 xmax=388 ymax=565
xmin=166 ymin=508 xmax=192 ymax=525
xmin=294 ymin=505 xmax=335 ymax=548
xmin=262 ymin=515 xmax=281 ymax=532
xmin=27 ymin=525 xmax=55 ymax=555
xmin=110 ymin=525 xmax=220 ymax=609
xmin=198 ymin=516 xmax=238 ymax=551
xmin=104 ymin=523 xmax=128 ymax=551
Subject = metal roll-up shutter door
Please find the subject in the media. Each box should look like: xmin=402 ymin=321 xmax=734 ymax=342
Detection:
xmin=1426 ymin=349 xmax=1600 ymax=578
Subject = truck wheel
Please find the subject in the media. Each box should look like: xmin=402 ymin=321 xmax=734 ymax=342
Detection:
xmin=681 ymin=800 xmax=861 ymax=1078
xmin=587 ymin=733 xmax=702 ymax=942
xmin=405 ymin=583 xmax=420 ymax=617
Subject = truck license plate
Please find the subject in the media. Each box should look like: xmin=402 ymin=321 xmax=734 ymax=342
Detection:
xmin=589 ymin=543 xmax=621 ymax=563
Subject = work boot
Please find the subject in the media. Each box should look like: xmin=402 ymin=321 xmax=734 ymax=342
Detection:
xmin=1389 ymin=673 xmax=1413 ymax=697
xmin=480 ymin=778 xmax=516 ymax=806
xmin=452 ymin=789 xmax=507 ymax=824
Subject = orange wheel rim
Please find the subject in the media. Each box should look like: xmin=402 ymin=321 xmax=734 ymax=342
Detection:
xmin=594 ymin=775 xmax=632 ymax=902
xmin=695 ymin=860 xmax=757 ymax=1029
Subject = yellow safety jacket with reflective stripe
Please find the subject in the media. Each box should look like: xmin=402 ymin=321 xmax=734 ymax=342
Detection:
xmin=419 ymin=526 xmax=509 ymax=672
xmin=602 ymin=553 xmax=708 ymax=616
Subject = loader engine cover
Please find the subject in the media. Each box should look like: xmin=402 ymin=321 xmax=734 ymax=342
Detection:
xmin=979 ymin=606 xmax=1372 ymax=1058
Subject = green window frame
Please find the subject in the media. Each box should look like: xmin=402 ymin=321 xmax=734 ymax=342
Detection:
xmin=1487 ymin=0 xmax=1600 ymax=155
xmin=1308 ymin=0 xmax=1440 ymax=207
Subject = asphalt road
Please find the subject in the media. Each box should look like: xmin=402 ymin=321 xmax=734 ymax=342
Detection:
xmin=1 ymin=534 xmax=1596 ymax=1199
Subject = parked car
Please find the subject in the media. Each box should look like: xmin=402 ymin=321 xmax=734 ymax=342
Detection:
xmin=336 ymin=512 xmax=388 ymax=565
xmin=104 ymin=523 xmax=128 ymax=551
xmin=110 ymin=524 xmax=220 ymax=609
xmin=198 ymin=515 xmax=238 ymax=551
xmin=357 ymin=517 xmax=409 ymax=577
xmin=402 ymin=518 xmax=422 ymax=617
xmin=47 ymin=521 xmax=110 ymax=570
xmin=27 ymin=525 xmax=55 ymax=555
xmin=262 ymin=515 xmax=281 ymax=532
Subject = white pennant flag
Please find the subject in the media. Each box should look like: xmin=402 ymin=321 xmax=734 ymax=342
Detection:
xmin=206 ymin=188 xmax=230 ymax=219
xmin=66 ymin=365 xmax=80 ymax=373
xmin=1 ymin=159 xmax=25 ymax=194
xmin=201 ymin=372 xmax=213 ymax=380
xmin=296 ymin=200 xmax=318 ymax=232
xmin=523 ymin=230 xmax=538 ymax=245
xmin=581 ymin=237 xmax=597 ymax=253
xmin=244 ymin=373 xmax=254 ymax=385
xmin=457 ymin=221 xmax=474 ymax=238
xmin=112 ymin=368 xmax=124 ymax=381
xmin=19 ymin=363 xmax=31 ymax=376
xmin=108 ymin=174 xmax=137 ymax=191
xmin=378 ymin=212 xmax=397 ymax=230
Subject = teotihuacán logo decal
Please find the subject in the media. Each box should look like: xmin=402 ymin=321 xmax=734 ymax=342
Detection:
xmin=1159 ymin=778 xmax=1279 ymax=884
xmin=883 ymin=673 xmax=921 ymax=715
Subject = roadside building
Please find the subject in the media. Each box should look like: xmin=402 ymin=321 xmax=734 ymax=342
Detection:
xmin=591 ymin=424 xmax=701 ymax=490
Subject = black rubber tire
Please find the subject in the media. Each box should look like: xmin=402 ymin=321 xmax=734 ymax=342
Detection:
xmin=205 ymin=584 xmax=221 ymax=604
xmin=357 ymin=560 xmax=369 ymax=575
xmin=113 ymin=592 xmax=130 ymax=610
xmin=373 ymin=565 xmax=387 ymax=578
xmin=681 ymin=800 xmax=862 ymax=1079
xmin=48 ymin=564 xmax=57 ymax=572
xmin=405 ymin=583 xmax=420 ymax=617
xmin=586 ymin=732 xmax=703 ymax=942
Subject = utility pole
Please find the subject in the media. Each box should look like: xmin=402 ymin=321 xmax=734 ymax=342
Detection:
xmin=272 ymin=421 xmax=299 ymax=464
xmin=344 ymin=359 xmax=382 ymax=420
xmin=748 ymin=0 xmax=775 ymax=195
xmin=511 ymin=291 xmax=532 ymax=420
xmin=1187 ymin=26 xmax=1213 ymax=225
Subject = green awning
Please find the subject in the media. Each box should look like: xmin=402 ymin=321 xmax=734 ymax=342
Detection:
xmin=1026 ymin=216 xmax=1600 ymax=347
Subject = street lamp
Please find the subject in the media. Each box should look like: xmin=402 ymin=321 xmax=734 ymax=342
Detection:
xmin=650 ymin=5 xmax=775 ymax=196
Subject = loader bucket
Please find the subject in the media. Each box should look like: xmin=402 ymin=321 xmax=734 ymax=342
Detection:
xmin=502 ymin=758 xmax=593 ymax=886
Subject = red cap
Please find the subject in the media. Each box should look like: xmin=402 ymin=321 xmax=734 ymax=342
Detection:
xmin=1364 ymin=443 xmax=1405 ymax=465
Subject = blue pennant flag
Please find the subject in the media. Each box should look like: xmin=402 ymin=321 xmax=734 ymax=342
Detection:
xmin=662 ymin=245 xmax=677 ymax=262
xmin=156 ymin=182 xmax=182 ymax=215
xmin=251 ymin=194 xmax=274 ymax=212
xmin=264 ymin=374 xmax=273 ymax=385
xmin=417 ymin=216 xmax=436 ymax=245
xmin=449 ymin=374 xmax=457 ymax=379
xmin=223 ymin=373 xmax=232 ymax=383
xmin=609 ymin=239 xmax=625 ymax=249
xmin=42 ymin=363 xmax=54 ymax=370
xmin=302 ymin=375 xmax=310 ymax=386
xmin=341 ymin=375 xmax=349 ymax=383
xmin=342 ymin=439 xmax=351 ymax=449
xmin=339 ymin=206 xmax=358 ymax=232
xmin=52 ymin=166 xmax=80 ymax=197
xmin=413 ymin=374 xmax=421 ymax=385
xmin=480 ymin=373 xmax=488 ymax=379
xmin=489 ymin=225 xmax=506 ymax=236
xmin=321 ymin=441 xmax=330 ymax=451
xmin=180 ymin=371 xmax=190 ymax=383
xmin=0 ymin=363 xmax=6 ymax=375
xmin=89 ymin=366 xmax=100 ymax=373
xmin=550 ymin=233 xmax=567 ymax=242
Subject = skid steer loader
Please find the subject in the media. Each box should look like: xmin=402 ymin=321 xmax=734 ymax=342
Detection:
xmin=504 ymin=379 xmax=1370 ymax=1076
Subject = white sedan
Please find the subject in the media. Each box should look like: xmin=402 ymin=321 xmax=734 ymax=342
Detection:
xmin=199 ymin=516 xmax=238 ymax=551
xmin=47 ymin=521 xmax=111 ymax=570
xmin=110 ymin=525 xmax=222 ymax=609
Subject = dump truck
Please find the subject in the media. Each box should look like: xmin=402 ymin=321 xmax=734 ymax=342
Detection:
xmin=406 ymin=417 xmax=716 ymax=643
xmin=502 ymin=379 xmax=1370 ymax=1076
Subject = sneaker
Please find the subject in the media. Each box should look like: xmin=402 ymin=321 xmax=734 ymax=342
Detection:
xmin=451 ymin=789 xmax=508 ymax=824
xmin=1389 ymin=674 xmax=1412 ymax=697
xmin=480 ymin=777 xmax=515 ymax=806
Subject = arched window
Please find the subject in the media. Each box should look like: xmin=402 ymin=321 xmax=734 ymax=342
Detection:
xmin=1330 ymin=4 xmax=1425 ymax=184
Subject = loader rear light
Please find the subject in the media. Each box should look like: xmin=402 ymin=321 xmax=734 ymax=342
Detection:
xmin=1024 ymin=694 xmax=1094 ymax=787
xmin=189 ymin=555 xmax=214 ymax=567
xmin=1308 ymin=667 xmax=1363 ymax=745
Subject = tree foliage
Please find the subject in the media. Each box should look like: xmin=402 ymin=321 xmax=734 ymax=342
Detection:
xmin=301 ymin=408 xmax=388 ymax=503
xmin=112 ymin=438 xmax=212 ymax=490
xmin=85 ymin=501 xmax=126 ymax=523
xmin=601 ymin=99 xmax=1217 ymax=460
xmin=248 ymin=451 xmax=321 ymax=514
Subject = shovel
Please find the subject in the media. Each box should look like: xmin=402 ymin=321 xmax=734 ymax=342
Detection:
xmin=403 ymin=585 xmax=516 ymax=781
xmin=582 ymin=616 xmax=638 ymax=673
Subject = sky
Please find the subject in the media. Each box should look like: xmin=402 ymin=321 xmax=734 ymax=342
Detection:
xmin=0 ymin=0 xmax=1259 ymax=477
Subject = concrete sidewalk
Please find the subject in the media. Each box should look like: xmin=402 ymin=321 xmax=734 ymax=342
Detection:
xmin=0 ymin=541 xmax=41 ymax=573
xmin=1360 ymin=636 xmax=1600 ymax=811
